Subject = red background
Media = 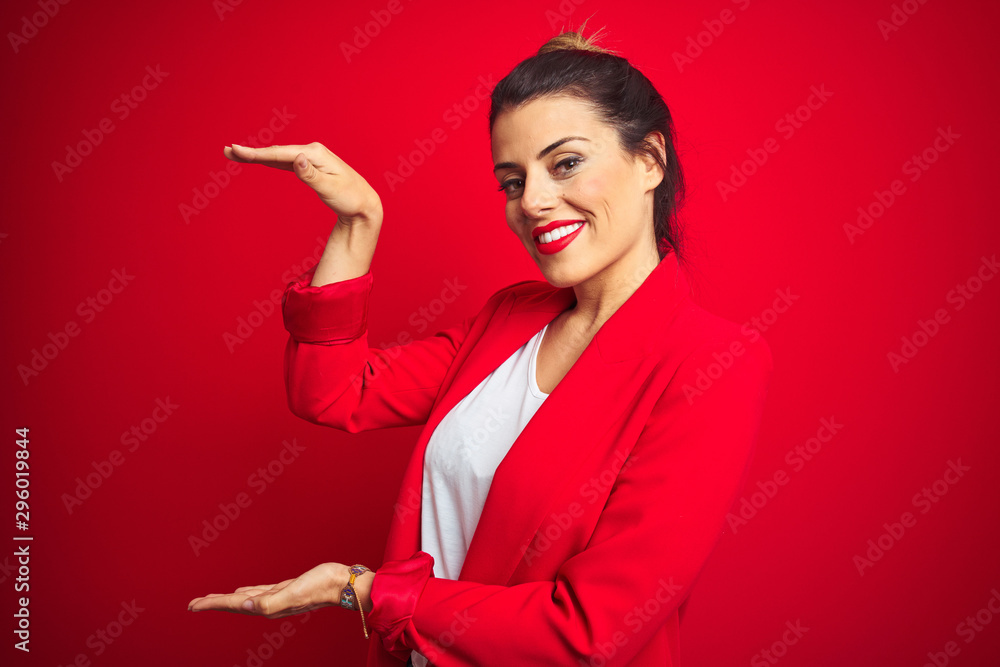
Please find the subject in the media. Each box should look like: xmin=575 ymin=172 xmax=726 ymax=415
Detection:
xmin=3 ymin=0 xmax=999 ymax=665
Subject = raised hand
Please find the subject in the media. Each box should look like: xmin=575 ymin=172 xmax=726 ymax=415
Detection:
xmin=187 ymin=561 xmax=374 ymax=618
xmin=224 ymin=142 xmax=383 ymax=227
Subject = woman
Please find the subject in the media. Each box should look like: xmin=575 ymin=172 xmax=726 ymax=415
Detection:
xmin=189 ymin=29 xmax=773 ymax=666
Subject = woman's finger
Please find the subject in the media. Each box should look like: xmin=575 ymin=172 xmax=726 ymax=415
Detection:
xmin=188 ymin=593 xmax=255 ymax=613
xmin=224 ymin=144 xmax=294 ymax=171
xmin=224 ymin=143 xmax=340 ymax=173
xmin=234 ymin=577 xmax=294 ymax=594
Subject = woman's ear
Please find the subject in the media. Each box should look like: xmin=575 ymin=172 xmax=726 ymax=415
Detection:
xmin=639 ymin=131 xmax=667 ymax=192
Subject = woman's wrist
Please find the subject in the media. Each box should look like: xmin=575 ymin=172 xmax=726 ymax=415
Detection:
xmin=353 ymin=571 xmax=375 ymax=615
xmin=332 ymin=563 xmax=374 ymax=614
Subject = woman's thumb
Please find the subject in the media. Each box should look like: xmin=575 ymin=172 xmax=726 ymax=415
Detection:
xmin=293 ymin=153 xmax=316 ymax=182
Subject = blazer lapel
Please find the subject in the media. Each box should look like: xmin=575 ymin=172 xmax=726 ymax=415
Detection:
xmin=382 ymin=254 xmax=691 ymax=585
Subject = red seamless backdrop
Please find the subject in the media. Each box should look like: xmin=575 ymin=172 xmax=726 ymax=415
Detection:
xmin=2 ymin=0 xmax=999 ymax=665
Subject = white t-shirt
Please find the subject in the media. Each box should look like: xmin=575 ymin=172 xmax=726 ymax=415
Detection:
xmin=410 ymin=320 xmax=552 ymax=667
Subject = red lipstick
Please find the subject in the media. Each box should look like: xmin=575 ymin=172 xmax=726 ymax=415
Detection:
xmin=532 ymin=220 xmax=585 ymax=256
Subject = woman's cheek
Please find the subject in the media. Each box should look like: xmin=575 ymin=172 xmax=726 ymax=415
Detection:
xmin=574 ymin=173 xmax=607 ymax=205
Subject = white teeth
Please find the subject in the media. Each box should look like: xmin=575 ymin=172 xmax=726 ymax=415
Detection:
xmin=537 ymin=222 xmax=583 ymax=244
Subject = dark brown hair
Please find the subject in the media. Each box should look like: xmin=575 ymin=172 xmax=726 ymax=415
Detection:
xmin=489 ymin=27 xmax=686 ymax=264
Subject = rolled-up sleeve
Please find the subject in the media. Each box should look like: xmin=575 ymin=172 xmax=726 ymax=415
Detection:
xmin=281 ymin=267 xmax=477 ymax=433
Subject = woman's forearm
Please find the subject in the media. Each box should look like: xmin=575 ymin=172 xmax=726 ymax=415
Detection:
xmin=310 ymin=213 xmax=382 ymax=287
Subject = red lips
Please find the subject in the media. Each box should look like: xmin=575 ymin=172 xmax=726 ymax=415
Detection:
xmin=532 ymin=219 xmax=585 ymax=240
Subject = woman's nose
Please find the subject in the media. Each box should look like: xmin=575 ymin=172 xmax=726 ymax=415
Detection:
xmin=519 ymin=176 xmax=556 ymax=219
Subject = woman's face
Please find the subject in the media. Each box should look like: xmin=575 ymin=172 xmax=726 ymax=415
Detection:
xmin=491 ymin=94 xmax=662 ymax=288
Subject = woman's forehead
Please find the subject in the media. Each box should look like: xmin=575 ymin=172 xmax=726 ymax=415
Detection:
xmin=491 ymin=97 xmax=609 ymax=156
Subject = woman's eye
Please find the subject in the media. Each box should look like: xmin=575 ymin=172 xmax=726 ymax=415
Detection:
xmin=496 ymin=160 xmax=578 ymax=197
xmin=555 ymin=157 xmax=582 ymax=174
xmin=498 ymin=179 xmax=523 ymax=195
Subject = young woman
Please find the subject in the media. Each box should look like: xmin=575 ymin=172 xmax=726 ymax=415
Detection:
xmin=189 ymin=29 xmax=773 ymax=667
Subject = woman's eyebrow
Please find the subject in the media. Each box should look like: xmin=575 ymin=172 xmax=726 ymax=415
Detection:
xmin=493 ymin=136 xmax=590 ymax=172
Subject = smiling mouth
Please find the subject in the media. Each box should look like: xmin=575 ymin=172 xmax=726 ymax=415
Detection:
xmin=534 ymin=221 xmax=584 ymax=245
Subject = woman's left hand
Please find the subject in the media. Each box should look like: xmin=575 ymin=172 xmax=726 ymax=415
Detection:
xmin=187 ymin=562 xmax=374 ymax=618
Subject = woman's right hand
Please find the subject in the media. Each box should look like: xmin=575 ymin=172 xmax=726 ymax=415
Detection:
xmin=223 ymin=142 xmax=383 ymax=227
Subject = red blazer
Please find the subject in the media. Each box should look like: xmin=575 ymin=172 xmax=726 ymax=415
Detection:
xmin=281 ymin=251 xmax=773 ymax=666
